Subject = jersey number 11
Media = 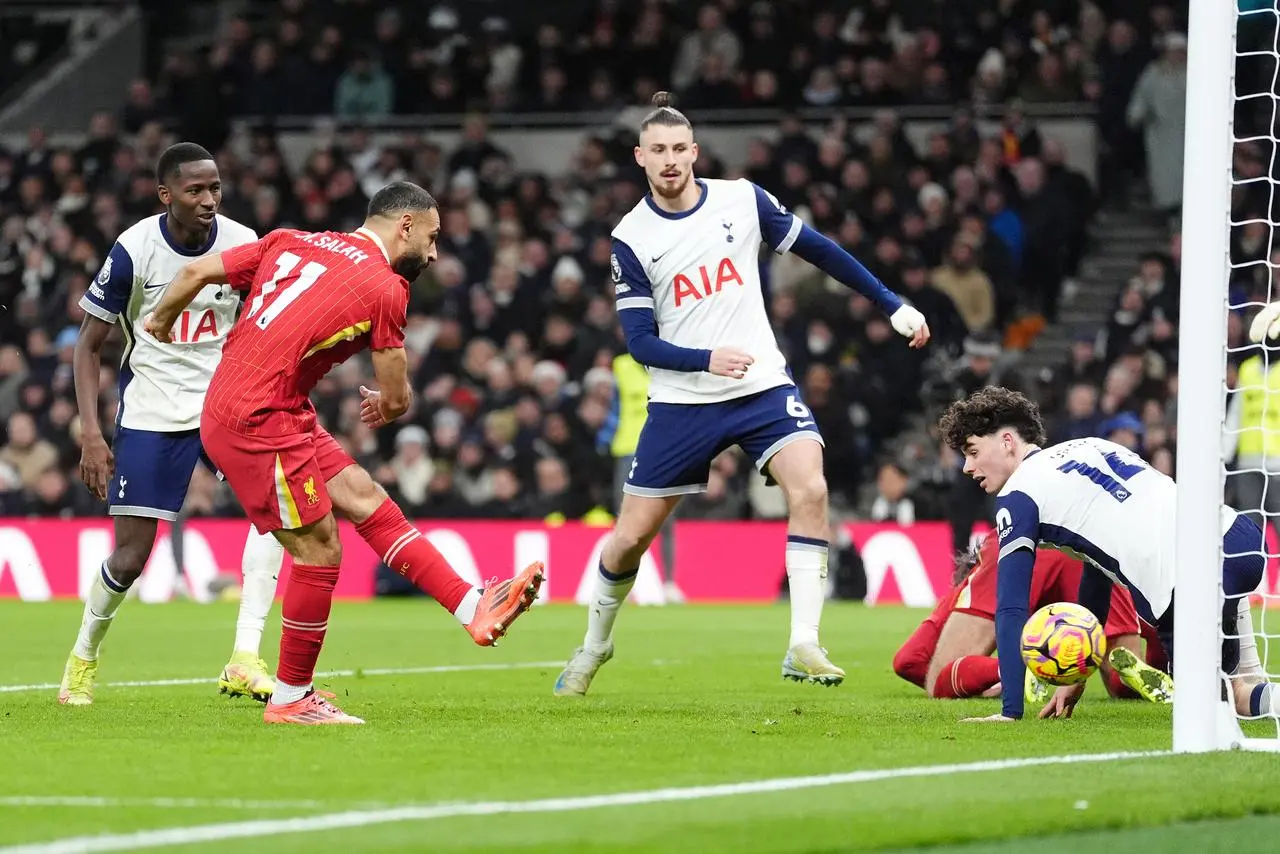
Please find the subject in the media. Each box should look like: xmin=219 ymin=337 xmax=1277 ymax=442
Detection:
xmin=244 ymin=251 xmax=328 ymax=330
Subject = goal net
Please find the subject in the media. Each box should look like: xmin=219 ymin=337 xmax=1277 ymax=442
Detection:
xmin=1178 ymin=0 xmax=1280 ymax=752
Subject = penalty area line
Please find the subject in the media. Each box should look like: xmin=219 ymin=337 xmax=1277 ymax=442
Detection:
xmin=0 ymin=751 xmax=1174 ymax=854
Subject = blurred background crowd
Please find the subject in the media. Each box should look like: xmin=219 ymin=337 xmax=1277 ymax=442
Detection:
xmin=0 ymin=0 xmax=1234 ymax=552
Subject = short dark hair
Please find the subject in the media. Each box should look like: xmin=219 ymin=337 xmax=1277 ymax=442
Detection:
xmin=156 ymin=142 xmax=215 ymax=183
xmin=640 ymin=91 xmax=693 ymax=134
xmin=367 ymin=181 xmax=437 ymax=219
xmin=938 ymin=386 xmax=1047 ymax=452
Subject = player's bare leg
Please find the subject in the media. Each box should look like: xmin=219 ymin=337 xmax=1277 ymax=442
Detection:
xmin=219 ymin=524 xmax=284 ymax=703
xmin=555 ymin=493 xmax=680 ymax=696
xmin=263 ymin=512 xmax=362 ymax=725
xmin=327 ymin=464 xmax=542 ymax=645
xmin=767 ymin=439 xmax=844 ymax=685
xmin=923 ymin=611 xmax=999 ymax=699
xmin=60 ymin=516 xmax=158 ymax=705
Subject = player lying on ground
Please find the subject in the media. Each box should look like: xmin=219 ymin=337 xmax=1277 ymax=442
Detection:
xmin=61 ymin=142 xmax=284 ymax=706
xmin=938 ymin=386 xmax=1276 ymax=722
xmin=554 ymin=92 xmax=929 ymax=696
xmin=146 ymin=181 xmax=544 ymax=725
xmin=893 ymin=534 xmax=1173 ymax=704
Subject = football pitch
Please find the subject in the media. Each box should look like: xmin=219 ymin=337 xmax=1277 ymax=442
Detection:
xmin=2 ymin=600 xmax=1279 ymax=853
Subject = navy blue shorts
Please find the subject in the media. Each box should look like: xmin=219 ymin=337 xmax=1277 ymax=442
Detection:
xmin=109 ymin=426 xmax=216 ymax=521
xmin=1154 ymin=513 xmax=1266 ymax=675
xmin=624 ymin=384 xmax=824 ymax=498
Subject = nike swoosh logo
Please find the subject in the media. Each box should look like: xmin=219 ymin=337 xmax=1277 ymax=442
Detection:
xmin=797 ymin=420 xmax=816 ymax=428
xmin=143 ymin=280 xmax=172 ymax=290
xmin=650 ymin=252 xmax=669 ymax=264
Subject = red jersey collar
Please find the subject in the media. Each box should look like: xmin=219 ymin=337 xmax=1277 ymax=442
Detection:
xmin=352 ymin=227 xmax=391 ymax=263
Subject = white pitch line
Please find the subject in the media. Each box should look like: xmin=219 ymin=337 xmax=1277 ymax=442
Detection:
xmin=0 ymin=797 xmax=393 ymax=811
xmin=0 ymin=660 xmax=567 ymax=694
xmin=0 ymin=751 xmax=1173 ymax=854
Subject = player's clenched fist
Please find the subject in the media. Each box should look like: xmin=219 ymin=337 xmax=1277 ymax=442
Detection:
xmin=890 ymin=305 xmax=931 ymax=349
xmin=709 ymin=347 xmax=754 ymax=379
xmin=359 ymin=385 xmax=387 ymax=428
xmin=142 ymin=311 xmax=174 ymax=344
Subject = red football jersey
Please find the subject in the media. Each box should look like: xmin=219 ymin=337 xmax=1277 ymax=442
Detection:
xmin=205 ymin=227 xmax=408 ymax=436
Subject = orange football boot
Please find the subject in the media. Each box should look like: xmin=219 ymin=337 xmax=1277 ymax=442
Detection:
xmin=263 ymin=690 xmax=364 ymax=725
xmin=467 ymin=562 xmax=546 ymax=646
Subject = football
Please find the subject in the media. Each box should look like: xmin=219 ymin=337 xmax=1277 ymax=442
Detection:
xmin=1020 ymin=602 xmax=1107 ymax=686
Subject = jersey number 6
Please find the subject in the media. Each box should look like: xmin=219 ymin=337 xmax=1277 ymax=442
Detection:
xmin=244 ymin=251 xmax=328 ymax=330
xmin=786 ymin=394 xmax=811 ymax=418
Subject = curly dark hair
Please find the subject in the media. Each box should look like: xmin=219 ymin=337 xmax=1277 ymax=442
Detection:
xmin=938 ymin=386 xmax=1047 ymax=452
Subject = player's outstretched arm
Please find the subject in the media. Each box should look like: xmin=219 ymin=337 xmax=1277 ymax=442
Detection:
xmin=751 ymin=182 xmax=929 ymax=348
xmin=146 ymin=254 xmax=228 ymax=342
xmin=791 ymin=225 xmax=930 ymax=348
xmin=73 ymin=315 xmax=116 ymax=500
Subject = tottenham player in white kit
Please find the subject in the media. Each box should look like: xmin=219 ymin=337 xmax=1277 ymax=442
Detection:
xmin=554 ymin=94 xmax=930 ymax=695
xmin=939 ymin=386 xmax=1275 ymax=722
xmin=60 ymin=143 xmax=285 ymax=705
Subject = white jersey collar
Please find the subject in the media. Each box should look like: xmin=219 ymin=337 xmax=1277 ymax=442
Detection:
xmin=353 ymin=227 xmax=391 ymax=263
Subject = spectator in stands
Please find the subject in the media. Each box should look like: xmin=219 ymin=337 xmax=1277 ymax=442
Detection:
xmin=1050 ymin=382 xmax=1104 ymax=445
xmin=931 ymin=237 xmax=996 ymax=334
xmin=334 ymin=48 xmax=394 ymax=118
xmin=1127 ymin=32 xmax=1188 ymax=218
xmin=671 ymin=4 xmax=741 ymax=93
xmin=870 ymin=461 xmax=916 ymax=527
xmin=0 ymin=411 xmax=58 ymax=489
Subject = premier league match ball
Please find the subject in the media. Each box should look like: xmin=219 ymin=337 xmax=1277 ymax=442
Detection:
xmin=1020 ymin=602 xmax=1106 ymax=686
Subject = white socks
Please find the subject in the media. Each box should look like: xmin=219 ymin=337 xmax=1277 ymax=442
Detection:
xmin=233 ymin=525 xmax=284 ymax=656
xmin=453 ymin=588 xmax=482 ymax=625
xmin=271 ymin=679 xmax=311 ymax=705
xmin=73 ymin=563 xmax=130 ymax=661
xmin=786 ymin=536 xmax=829 ymax=649
xmin=583 ymin=562 xmax=637 ymax=653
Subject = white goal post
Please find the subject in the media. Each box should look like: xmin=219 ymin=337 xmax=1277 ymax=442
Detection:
xmin=1175 ymin=0 xmax=1279 ymax=753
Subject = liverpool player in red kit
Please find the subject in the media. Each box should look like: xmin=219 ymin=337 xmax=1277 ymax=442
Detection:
xmin=891 ymin=535 xmax=1171 ymax=703
xmin=146 ymin=182 xmax=544 ymax=725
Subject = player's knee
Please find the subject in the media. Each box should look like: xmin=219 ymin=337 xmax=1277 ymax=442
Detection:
xmin=783 ymin=475 xmax=828 ymax=517
xmin=892 ymin=645 xmax=927 ymax=688
xmin=608 ymin=517 xmax=664 ymax=566
xmin=108 ymin=544 xmax=152 ymax=585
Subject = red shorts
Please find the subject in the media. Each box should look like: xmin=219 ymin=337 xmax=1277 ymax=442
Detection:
xmin=201 ymin=419 xmax=356 ymax=533
xmin=953 ymin=537 xmax=1140 ymax=638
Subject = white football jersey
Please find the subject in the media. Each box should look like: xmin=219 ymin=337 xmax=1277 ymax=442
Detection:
xmin=610 ymin=178 xmax=800 ymax=404
xmin=80 ymin=214 xmax=257 ymax=432
xmin=996 ymin=437 xmax=1238 ymax=620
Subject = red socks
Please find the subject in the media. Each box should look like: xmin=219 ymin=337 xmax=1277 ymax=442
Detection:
xmin=355 ymin=499 xmax=472 ymax=613
xmin=277 ymin=562 xmax=341 ymax=688
xmin=930 ymin=656 xmax=1001 ymax=699
xmin=893 ymin=621 xmax=941 ymax=689
xmin=1104 ymin=667 xmax=1137 ymax=699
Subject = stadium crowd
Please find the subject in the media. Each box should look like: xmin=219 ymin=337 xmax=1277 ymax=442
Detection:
xmin=0 ymin=0 xmax=1195 ymax=525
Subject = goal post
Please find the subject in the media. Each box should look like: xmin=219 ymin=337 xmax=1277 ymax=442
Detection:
xmin=1174 ymin=0 xmax=1241 ymax=753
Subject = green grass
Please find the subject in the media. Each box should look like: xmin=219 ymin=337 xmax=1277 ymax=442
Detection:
xmin=1 ymin=600 xmax=1277 ymax=852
